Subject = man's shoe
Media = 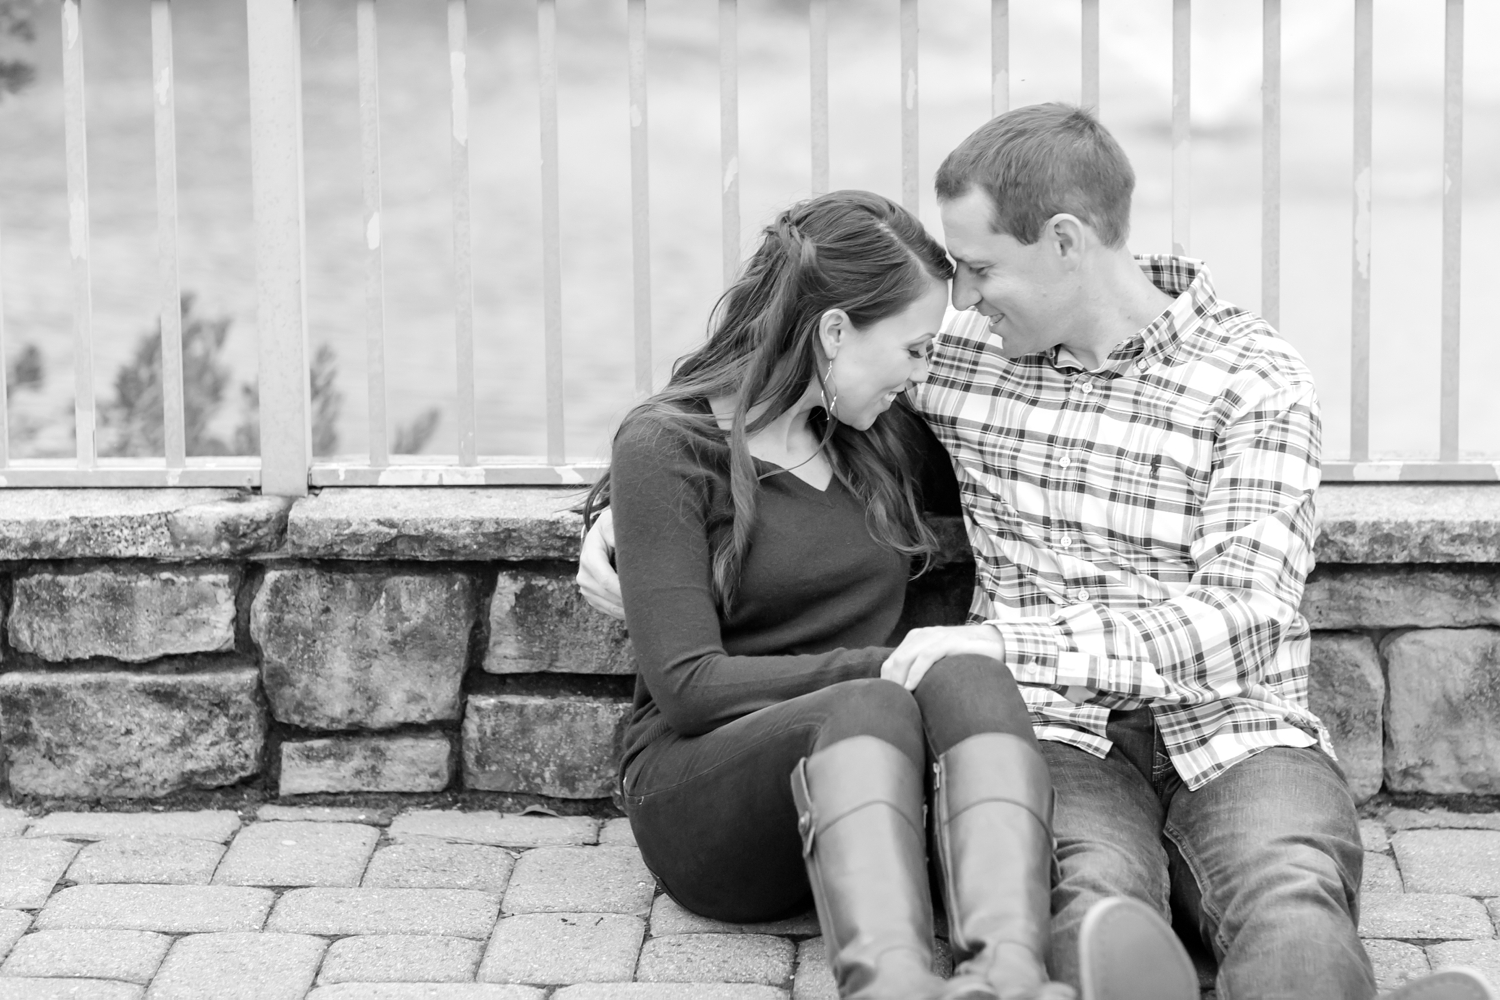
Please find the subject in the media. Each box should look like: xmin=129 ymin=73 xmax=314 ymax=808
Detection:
xmin=1382 ymin=968 xmax=1497 ymax=1000
xmin=1076 ymin=896 xmax=1196 ymax=1000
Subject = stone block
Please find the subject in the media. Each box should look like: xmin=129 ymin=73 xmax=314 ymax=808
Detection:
xmin=67 ymin=836 xmax=225 ymax=885
xmin=34 ymin=885 xmax=274 ymax=933
xmin=1314 ymin=484 xmax=1500 ymax=564
xmin=1361 ymin=818 xmax=1391 ymax=853
xmin=252 ymin=568 xmax=473 ymax=730
xmin=362 ymin=838 xmax=516 ymax=894
xmin=0 ymin=978 xmax=143 ymax=1000
xmin=599 ymin=819 xmax=636 ymax=846
xmin=485 ymin=568 xmax=631 ymax=675
xmin=636 ymin=934 xmax=796 ymax=986
xmin=0 ymin=810 xmax=29 ymax=838
xmin=463 ymin=694 xmax=630 ymax=799
xmin=214 ymin=821 xmax=379 ymax=888
xmin=388 ymin=811 xmax=598 ymax=848
xmin=1362 ymin=940 xmax=1430 ymax=995
xmin=279 ymin=733 xmax=453 ymax=796
xmin=0 ymin=665 xmax=265 ymax=799
xmin=1358 ymin=893 xmax=1494 ymax=940
xmin=793 ymin=938 xmax=835 ymax=1000
xmin=257 ymin=805 xmax=395 ymax=825
xmin=502 ymin=846 xmax=655 ymax=916
xmin=9 ymin=565 xmax=238 ymax=663
xmin=649 ymin=896 xmax=819 ymax=938
xmin=1307 ymin=632 xmax=1385 ymax=802
xmin=1386 ymin=809 xmax=1500 ymax=832
xmin=26 ymin=811 xmax=241 ymax=843
xmin=0 ymin=928 xmax=170 ymax=983
xmin=477 ymin=913 xmax=645 ymax=984
xmin=0 ymin=489 xmax=289 ymax=561
xmin=285 ymin=487 xmax=583 ymax=561
xmin=267 ymin=888 xmax=500 ymax=939
xmin=1361 ymin=852 xmax=1403 ymax=895
xmin=148 ymin=932 xmax=326 ymax=1000
xmin=308 ymin=987 xmax=543 ymax=1000
xmin=1392 ymin=830 xmax=1500 ymax=895
xmin=1303 ymin=566 xmax=1500 ymax=630
xmin=0 ymin=838 xmax=80 ymax=909
xmin=1385 ymin=628 xmax=1500 ymax=794
xmin=1426 ymin=941 xmax=1500 ymax=984
xmin=0 ymin=911 xmax=30 ymax=961
xmin=317 ymin=934 xmax=484 ymax=984
xmin=554 ymin=988 xmax=788 ymax=1000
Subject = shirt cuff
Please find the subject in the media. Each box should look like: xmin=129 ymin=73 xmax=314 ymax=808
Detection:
xmin=983 ymin=619 xmax=1061 ymax=685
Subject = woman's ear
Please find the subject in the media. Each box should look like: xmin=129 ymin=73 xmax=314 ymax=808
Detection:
xmin=818 ymin=308 xmax=849 ymax=361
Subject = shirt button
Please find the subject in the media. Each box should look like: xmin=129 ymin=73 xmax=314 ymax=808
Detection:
xmin=1059 ymin=535 xmax=1072 ymax=548
xmin=1075 ymin=588 xmax=1090 ymax=602
xmin=1135 ymin=360 xmax=1149 ymax=372
xmin=1078 ymin=379 xmax=1094 ymax=394
xmin=1058 ymin=455 xmax=1071 ymax=468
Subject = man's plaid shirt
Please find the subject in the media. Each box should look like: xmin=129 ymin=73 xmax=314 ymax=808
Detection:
xmin=912 ymin=255 xmax=1333 ymax=790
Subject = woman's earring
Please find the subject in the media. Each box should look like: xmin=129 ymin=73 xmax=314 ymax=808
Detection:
xmin=822 ymin=360 xmax=839 ymax=423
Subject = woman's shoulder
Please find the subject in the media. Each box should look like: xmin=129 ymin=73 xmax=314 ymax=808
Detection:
xmin=612 ymin=400 xmax=721 ymax=477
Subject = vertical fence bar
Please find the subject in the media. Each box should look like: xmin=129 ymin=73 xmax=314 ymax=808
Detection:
xmin=246 ymin=0 xmax=311 ymax=495
xmin=151 ymin=0 xmax=185 ymax=468
xmin=1261 ymin=0 xmax=1281 ymax=329
xmin=61 ymin=0 xmax=96 ymax=468
xmin=899 ymin=0 xmax=918 ymax=215
xmin=719 ymin=0 xmax=739 ymax=288
xmin=1350 ymin=0 xmax=1372 ymax=462
xmin=449 ymin=0 xmax=477 ymax=465
xmin=991 ymin=0 xmax=1008 ymax=115
xmin=0 ymin=216 xmax=8 ymax=468
xmin=1440 ymin=0 xmax=1463 ymax=461
xmin=539 ymin=0 xmax=565 ymax=464
xmin=628 ymin=0 xmax=652 ymax=397
xmin=809 ymin=0 xmax=829 ymax=195
xmin=357 ymin=0 xmax=388 ymax=464
xmin=1171 ymin=0 xmax=1190 ymax=256
xmin=1081 ymin=0 xmax=1099 ymax=111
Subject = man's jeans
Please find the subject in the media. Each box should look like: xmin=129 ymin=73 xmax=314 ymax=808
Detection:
xmin=1041 ymin=707 xmax=1376 ymax=1000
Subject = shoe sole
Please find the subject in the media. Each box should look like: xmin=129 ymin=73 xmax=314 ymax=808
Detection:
xmin=1078 ymin=897 xmax=1197 ymax=1000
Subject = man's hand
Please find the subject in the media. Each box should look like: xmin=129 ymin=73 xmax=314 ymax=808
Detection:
xmin=880 ymin=624 xmax=1005 ymax=691
xmin=576 ymin=508 xmax=625 ymax=620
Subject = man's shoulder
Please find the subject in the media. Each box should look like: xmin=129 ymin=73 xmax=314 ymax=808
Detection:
xmin=1186 ymin=300 xmax=1315 ymax=395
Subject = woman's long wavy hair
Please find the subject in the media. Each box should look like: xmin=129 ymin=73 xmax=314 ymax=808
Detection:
xmin=584 ymin=189 xmax=954 ymax=612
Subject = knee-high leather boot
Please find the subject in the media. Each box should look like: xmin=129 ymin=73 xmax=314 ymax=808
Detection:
xmin=791 ymin=735 xmax=996 ymax=1000
xmin=933 ymin=732 xmax=1075 ymax=1000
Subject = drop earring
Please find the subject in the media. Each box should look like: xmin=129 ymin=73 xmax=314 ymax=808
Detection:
xmin=820 ymin=359 xmax=839 ymax=423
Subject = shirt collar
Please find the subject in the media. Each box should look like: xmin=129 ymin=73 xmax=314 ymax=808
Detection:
xmin=1051 ymin=254 xmax=1217 ymax=377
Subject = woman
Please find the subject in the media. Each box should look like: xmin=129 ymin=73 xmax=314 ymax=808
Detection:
xmin=584 ymin=190 xmax=1071 ymax=1000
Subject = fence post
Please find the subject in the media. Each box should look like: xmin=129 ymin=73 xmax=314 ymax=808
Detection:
xmin=246 ymin=0 xmax=311 ymax=496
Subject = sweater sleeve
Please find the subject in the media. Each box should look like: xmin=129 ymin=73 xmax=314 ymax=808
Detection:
xmin=611 ymin=414 xmax=888 ymax=737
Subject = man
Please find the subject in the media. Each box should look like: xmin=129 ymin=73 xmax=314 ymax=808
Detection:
xmin=579 ymin=104 xmax=1492 ymax=1000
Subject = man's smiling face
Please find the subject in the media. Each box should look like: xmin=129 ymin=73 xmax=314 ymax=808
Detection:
xmin=939 ymin=187 xmax=1073 ymax=360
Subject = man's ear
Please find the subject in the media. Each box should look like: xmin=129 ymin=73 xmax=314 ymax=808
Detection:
xmin=817 ymin=308 xmax=849 ymax=361
xmin=1048 ymin=214 xmax=1088 ymax=269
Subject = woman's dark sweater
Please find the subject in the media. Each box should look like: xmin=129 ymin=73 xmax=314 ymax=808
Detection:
xmin=612 ymin=405 xmax=938 ymax=769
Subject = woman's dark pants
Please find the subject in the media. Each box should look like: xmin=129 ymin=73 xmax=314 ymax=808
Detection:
xmin=621 ymin=654 xmax=1037 ymax=923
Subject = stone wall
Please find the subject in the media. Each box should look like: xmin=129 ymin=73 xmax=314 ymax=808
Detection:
xmin=0 ymin=484 xmax=1495 ymax=806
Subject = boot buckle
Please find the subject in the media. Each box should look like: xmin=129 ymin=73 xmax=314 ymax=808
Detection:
xmin=797 ymin=812 xmax=815 ymax=856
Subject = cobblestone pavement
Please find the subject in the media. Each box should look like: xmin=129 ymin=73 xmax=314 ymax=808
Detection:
xmin=0 ymin=803 xmax=1496 ymax=999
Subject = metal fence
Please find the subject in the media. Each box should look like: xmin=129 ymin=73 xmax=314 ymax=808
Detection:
xmin=0 ymin=0 xmax=1492 ymax=495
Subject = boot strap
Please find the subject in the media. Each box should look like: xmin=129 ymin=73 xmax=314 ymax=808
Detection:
xmin=790 ymin=757 xmax=816 ymax=856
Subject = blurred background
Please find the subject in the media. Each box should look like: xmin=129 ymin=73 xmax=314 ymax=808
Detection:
xmin=0 ymin=0 xmax=1496 ymax=465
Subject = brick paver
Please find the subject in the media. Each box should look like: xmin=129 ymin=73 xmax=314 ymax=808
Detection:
xmin=268 ymin=888 xmax=500 ymax=939
xmin=0 ymin=928 xmax=171 ymax=983
xmin=147 ymin=932 xmax=326 ymax=1000
xmin=67 ymin=836 xmax=226 ymax=885
xmin=1393 ymin=829 xmax=1500 ymax=896
xmin=0 ymin=839 xmax=80 ymax=909
xmin=1359 ymin=893 xmax=1495 ymax=940
xmin=363 ymin=838 xmax=516 ymax=894
xmin=214 ymin=821 xmax=379 ymax=887
xmin=0 ymin=978 xmax=143 ymax=999
xmin=0 ymin=802 xmax=1494 ymax=999
xmin=478 ymin=913 xmax=645 ymax=984
xmin=318 ymin=934 xmax=483 ymax=984
xmin=389 ymin=811 xmax=599 ymax=848
xmin=636 ymin=933 xmax=796 ymax=986
xmin=26 ymin=811 xmax=239 ymax=844
xmin=0 ymin=911 xmax=31 ymax=961
xmin=35 ymin=885 xmax=274 ymax=934
xmin=502 ymin=846 xmax=655 ymax=915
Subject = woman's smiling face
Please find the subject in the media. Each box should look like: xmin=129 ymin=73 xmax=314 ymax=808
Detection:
xmin=825 ymin=277 xmax=949 ymax=431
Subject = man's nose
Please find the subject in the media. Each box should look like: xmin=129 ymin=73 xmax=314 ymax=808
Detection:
xmin=951 ymin=270 xmax=980 ymax=311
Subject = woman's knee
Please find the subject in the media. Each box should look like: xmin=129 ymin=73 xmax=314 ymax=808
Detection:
xmin=914 ymin=653 xmax=1036 ymax=753
xmin=810 ymin=678 xmax=924 ymax=763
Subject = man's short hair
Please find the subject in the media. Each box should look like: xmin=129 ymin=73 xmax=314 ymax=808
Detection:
xmin=935 ymin=103 xmax=1134 ymax=249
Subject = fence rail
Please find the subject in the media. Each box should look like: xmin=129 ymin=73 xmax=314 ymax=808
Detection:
xmin=0 ymin=0 xmax=1494 ymax=494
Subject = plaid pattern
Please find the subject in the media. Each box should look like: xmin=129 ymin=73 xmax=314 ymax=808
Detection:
xmin=912 ymin=255 xmax=1332 ymax=790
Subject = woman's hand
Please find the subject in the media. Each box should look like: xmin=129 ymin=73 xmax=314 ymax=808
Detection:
xmin=576 ymin=508 xmax=626 ymax=620
xmin=880 ymin=624 xmax=1005 ymax=690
